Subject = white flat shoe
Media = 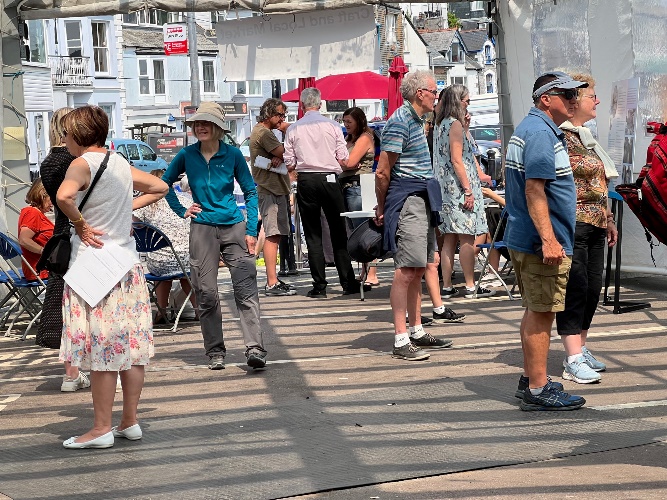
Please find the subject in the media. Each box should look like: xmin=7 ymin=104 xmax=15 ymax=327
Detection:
xmin=63 ymin=431 xmax=114 ymax=449
xmin=112 ymin=424 xmax=142 ymax=440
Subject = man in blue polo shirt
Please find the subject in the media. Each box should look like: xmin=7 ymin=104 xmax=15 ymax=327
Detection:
xmin=375 ymin=70 xmax=452 ymax=361
xmin=505 ymin=71 xmax=588 ymax=411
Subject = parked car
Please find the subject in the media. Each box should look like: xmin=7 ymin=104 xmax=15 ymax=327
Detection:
xmin=106 ymin=138 xmax=168 ymax=172
xmin=470 ymin=126 xmax=500 ymax=143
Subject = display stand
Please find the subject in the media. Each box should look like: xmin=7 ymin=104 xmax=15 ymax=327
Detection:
xmin=603 ymin=191 xmax=651 ymax=314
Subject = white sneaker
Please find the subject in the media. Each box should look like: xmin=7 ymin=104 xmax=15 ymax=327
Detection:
xmin=61 ymin=372 xmax=91 ymax=392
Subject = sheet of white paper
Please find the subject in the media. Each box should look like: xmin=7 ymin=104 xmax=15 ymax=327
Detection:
xmin=254 ymin=155 xmax=288 ymax=175
xmin=64 ymin=239 xmax=136 ymax=308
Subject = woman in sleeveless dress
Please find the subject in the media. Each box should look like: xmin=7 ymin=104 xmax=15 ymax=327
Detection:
xmin=57 ymin=106 xmax=168 ymax=449
xmin=433 ymin=84 xmax=494 ymax=298
xmin=340 ymin=107 xmax=379 ymax=286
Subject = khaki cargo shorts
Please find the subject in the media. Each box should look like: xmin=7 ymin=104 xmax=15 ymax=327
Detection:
xmin=258 ymin=192 xmax=290 ymax=238
xmin=509 ymin=249 xmax=571 ymax=313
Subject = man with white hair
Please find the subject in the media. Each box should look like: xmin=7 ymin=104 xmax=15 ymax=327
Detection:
xmin=375 ymin=70 xmax=453 ymax=361
xmin=283 ymin=88 xmax=359 ymax=298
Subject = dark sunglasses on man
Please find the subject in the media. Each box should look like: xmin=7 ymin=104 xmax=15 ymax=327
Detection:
xmin=546 ymin=89 xmax=578 ymax=100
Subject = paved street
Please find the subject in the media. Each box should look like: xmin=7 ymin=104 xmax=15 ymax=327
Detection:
xmin=1 ymin=267 xmax=667 ymax=499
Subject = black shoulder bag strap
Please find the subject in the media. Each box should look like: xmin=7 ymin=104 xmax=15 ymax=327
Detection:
xmin=77 ymin=150 xmax=111 ymax=213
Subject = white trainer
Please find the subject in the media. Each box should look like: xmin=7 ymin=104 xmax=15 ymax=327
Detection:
xmin=61 ymin=372 xmax=91 ymax=392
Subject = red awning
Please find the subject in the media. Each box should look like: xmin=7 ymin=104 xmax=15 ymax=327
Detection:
xmin=282 ymin=71 xmax=389 ymax=102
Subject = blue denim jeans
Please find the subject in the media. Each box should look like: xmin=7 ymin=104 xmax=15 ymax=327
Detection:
xmin=342 ymin=182 xmax=363 ymax=229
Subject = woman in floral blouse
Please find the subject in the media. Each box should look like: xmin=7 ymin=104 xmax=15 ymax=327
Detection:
xmin=556 ymin=74 xmax=618 ymax=385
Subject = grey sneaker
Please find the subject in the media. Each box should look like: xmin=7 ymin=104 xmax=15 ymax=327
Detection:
xmin=405 ymin=315 xmax=434 ymax=326
xmin=562 ymin=355 xmax=602 ymax=384
xmin=208 ymin=354 xmax=225 ymax=370
xmin=61 ymin=372 xmax=91 ymax=392
xmin=410 ymin=332 xmax=453 ymax=349
xmin=265 ymin=281 xmax=297 ymax=296
xmin=247 ymin=350 xmax=267 ymax=369
xmin=581 ymin=346 xmax=606 ymax=372
xmin=432 ymin=307 xmax=466 ymax=323
xmin=392 ymin=342 xmax=430 ymax=360
xmin=465 ymin=286 xmax=496 ymax=298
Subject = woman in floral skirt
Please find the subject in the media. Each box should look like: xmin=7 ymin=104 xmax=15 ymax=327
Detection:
xmin=57 ymin=106 xmax=168 ymax=449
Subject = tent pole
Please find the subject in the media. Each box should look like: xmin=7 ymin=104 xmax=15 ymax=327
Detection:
xmin=187 ymin=10 xmax=200 ymax=108
xmin=494 ymin=4 xmax=513 ymax=148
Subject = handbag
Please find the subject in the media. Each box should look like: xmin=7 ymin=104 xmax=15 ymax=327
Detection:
xmin=347 ymin=218 xmax=386 ymax=263
xmin=37 ymin=151 xmax=110 ymax=275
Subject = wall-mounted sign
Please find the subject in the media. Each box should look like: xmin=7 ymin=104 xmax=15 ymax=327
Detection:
xmin=164 ymin=24 xmax=188 ymax=55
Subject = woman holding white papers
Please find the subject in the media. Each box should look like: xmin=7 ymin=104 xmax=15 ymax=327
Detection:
xmin=56 ymin=106 xmax=168 ymax=449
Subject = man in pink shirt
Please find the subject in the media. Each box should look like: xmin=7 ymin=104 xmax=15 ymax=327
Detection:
xmin=284 ymin=88 xmax=359 ymax=298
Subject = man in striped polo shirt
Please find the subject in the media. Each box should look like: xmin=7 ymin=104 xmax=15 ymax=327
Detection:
xmin=375 ymin=70 xmax=453 ymax=361
xmin=504 ymin=71 xmax=588 ymax=411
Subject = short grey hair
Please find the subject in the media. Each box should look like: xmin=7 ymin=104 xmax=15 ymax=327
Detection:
xmin=400 ymin=70 xmax=436 ymax=101
xmin=300 ymin=87 xmax=321 ymax=110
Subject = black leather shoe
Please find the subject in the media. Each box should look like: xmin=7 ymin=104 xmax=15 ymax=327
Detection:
xmin=306 ymin=288 xmax=327 ymax=298
xmin=342 ymin=283 xmax=371 ymax=295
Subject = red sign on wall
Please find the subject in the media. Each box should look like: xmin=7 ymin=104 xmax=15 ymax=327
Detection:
xmin=164 ymin=24 xmax=188 ymax=55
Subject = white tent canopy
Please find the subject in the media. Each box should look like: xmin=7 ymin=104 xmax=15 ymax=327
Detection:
xmin=15 ymin=0 xmax=465 ymax=20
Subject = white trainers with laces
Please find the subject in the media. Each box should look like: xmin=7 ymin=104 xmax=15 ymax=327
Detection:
xmin=61 ymin=372 xmax=91 ymax=392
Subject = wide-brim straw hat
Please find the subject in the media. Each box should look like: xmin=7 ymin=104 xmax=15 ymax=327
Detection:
xmin=185 ymin=101 xmax=231 ymax=132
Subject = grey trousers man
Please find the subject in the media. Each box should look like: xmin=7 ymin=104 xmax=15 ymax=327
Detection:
xmin=189 ymin=222 xmax=265 ymax=359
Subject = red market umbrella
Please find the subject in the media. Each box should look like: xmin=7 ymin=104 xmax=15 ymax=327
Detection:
xmin=282 ymin=72 xmax=390 ymax=104
xmin=296 ymin=77 xmax=315 ymax=118
xmin=387 ymin=56 xmax=408 ymax=118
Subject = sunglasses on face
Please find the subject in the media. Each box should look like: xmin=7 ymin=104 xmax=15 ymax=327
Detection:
xmin=462 ymin=98 xmax=471 ymax=105
xmin=420 ymin=88 xmax=438 ymax=96
xmin=63 ymin=130 xmax=68 ymax=137
xmin=547 ymin=89 xmax=578 ymax=100
xmin=274 ymin=113 xmax=287 ymax=119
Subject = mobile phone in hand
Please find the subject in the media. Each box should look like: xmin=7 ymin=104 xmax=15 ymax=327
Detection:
xmin=534 ymin=244 xmax=544 ymax=260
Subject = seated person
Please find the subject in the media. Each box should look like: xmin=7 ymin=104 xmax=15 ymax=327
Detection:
xmin=18 ymin=178 xmax=53 ymax=281
xmin=475 ymin=187 xmax=508 ymax=273
xmin=133 ymin=169 xmax=198 ymax=324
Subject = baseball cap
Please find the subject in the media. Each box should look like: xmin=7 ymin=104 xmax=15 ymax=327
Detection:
xmin=532 ymin=71 xmax=588 ymax=100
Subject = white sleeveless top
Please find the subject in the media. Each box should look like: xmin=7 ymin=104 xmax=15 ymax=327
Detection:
xmin=70 ymin=151 xmax=139 ymax=264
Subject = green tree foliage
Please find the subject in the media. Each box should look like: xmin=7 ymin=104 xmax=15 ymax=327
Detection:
xmin=448 ymin=11 xmax=460 ymax=29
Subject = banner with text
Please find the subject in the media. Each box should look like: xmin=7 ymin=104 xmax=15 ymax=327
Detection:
xmin=216 ymin=6 xmax=379 ymax=81
xmin=164 ymin=23 xmax=188 ymax=55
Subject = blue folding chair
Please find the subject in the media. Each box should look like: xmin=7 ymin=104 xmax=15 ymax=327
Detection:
xmin=0 ymin=232 xmax=47 ymax=338
xmin=474 ymin=207 xmax=515 ymax=300
xmin=131 ymin=222 xmax=194 ymax=332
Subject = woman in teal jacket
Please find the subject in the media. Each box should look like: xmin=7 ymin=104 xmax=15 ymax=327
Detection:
xmin=162 ymin=102 xmax=266 ymax=370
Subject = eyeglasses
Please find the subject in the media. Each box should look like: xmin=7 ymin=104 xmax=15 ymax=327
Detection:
xmin=547 ymin=89 xmax=578 ymax=100
xmin=274 ymin=113 xmax=287 ymax=119
xmin=582 ymin=94 xmax=598 ymax=100
xmin=419 ymin=88 xmax=438 ymax=96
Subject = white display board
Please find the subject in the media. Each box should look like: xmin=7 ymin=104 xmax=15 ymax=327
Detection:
xmin=216 ymin=6 xmax=380 ymax=81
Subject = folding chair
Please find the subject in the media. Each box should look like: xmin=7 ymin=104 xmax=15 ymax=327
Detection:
xmin=131 ymin=222 xmax=193 ymax=332
xmin=474 ymin=207 xmax=516 ymax=300
xmin=0 ymin=232 xmax=47 ymax=338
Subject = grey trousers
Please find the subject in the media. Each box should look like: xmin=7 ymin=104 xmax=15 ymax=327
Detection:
xmin=189 ymin=222 xmax=264 ymax=358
